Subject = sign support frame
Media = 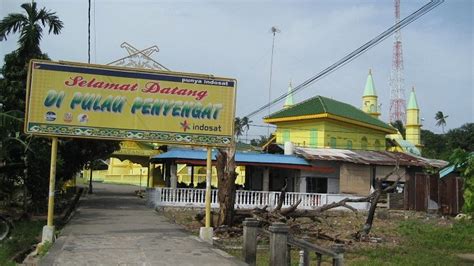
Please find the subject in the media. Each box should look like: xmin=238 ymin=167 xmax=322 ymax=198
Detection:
xmin=42 ymin=137 xmax=58 ymax=243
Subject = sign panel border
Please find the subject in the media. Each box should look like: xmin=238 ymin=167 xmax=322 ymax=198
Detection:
xmin=24 ymin=60 xmax=236 ymax=147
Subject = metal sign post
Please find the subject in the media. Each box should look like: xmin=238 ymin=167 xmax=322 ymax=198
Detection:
xmin=42 ymin=137 xmax=58 ymax=243
xmin=200 ymin=146 xmax=214 ymax=243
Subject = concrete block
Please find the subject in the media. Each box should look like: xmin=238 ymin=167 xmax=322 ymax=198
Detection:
xmin=199 ymin=227 xmax=213 ymax=245
xmin=42 ymin=225 xmax=55 ymax=243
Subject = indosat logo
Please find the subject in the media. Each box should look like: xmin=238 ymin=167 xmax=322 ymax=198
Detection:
xmin=180 ymin=120 xmax=222 ymax=132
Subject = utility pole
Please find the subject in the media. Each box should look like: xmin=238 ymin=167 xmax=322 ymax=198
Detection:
xmin=267 ymin=26 xmax=280 ymax=135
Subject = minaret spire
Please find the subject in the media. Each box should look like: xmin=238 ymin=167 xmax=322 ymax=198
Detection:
xmin=406 ymin=86 xmax=422 ymax=150
xmin=362 ymin=69 xmax=380 ymax=119
xmin=283 ymin=81 xmax=294 ymax=108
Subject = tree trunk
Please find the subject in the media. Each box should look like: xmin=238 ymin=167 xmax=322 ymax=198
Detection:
xmin=216 ymin=145 xmax=238 ymax=226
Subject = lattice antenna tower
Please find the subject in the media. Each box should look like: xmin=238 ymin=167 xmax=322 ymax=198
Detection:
xmin=389 ymin=0 xmax=406 ymax=124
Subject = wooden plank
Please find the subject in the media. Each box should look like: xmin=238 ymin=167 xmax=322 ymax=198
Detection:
xmin=287 ymin=237 xmax=337 ymax=257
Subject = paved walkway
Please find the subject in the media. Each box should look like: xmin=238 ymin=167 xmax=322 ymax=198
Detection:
xmin=41 ymin=183 xmax=244 ymax=266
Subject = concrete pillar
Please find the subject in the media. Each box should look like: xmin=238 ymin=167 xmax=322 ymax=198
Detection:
xmin=170 ymin=164 xmax=177 ymax=188
xmin=331 ymin=244 xmax=345 ymax=266
xmin=243 ymin=218 xmax=259 ymax=265
xmin=148 ymin=163 xmax=154 ymax=187
xmin=284 ymin=141 xmax=294 ymax=155
xmin=269 ymin=222 xmax=289 ymax=266
xmin=299 ymin=176 xmax=307 ymax=193
xmin=263 ymin=168 xmax=270 ymax=191
xmin=299 ymin=250 xmax=309 ymax=266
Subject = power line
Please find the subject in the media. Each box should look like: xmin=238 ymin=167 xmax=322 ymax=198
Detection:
xmin=245 ymin=0 xmax=444 ymax=119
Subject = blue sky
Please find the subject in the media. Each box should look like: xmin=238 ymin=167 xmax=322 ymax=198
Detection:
xmin=1 ymin=0 xmax=472 ymax=139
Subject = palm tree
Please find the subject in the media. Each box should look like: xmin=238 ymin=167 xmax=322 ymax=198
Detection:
xmin=234 ymin=117 xmax=243 ymax=140
xmin=390 ymin=120 xmax=406 ymax=139
xmin=241 ymin=116 xmax=252 ymax=143
xmin=0 ymin=2 xmax=63 ymax=56
xmin=435 ymin=111 xmax=448 ymax=133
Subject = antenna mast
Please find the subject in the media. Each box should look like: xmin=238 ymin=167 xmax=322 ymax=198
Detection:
xmin=267 ymin=26 xmax=280 ymax=135
xmin=389 ymin=0 xmax=406 ymax=124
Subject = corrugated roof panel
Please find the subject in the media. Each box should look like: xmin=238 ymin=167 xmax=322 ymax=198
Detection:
xmin=295 ymin=147 xmax=447 ymax=168
xmin=150 ymin=149 xmax=311 ymax=166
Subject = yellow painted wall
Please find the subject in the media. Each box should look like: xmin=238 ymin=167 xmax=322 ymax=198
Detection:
xmin=275 ymin=120 xmax=326 ymax=148
xmin=406 ymin=109 xmax=421 ymax=148
xmin=274 ymin=118 xmax=386 ymax=151
xmin=177 ymin=165 xmax=246 ymax=187
xmin=88 ymin=157 xmax=149 ymax=186
xmin=362 ymin=96 xmax=380 ymax=119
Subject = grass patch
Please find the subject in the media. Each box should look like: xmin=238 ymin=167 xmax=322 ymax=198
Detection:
xmin=0 ymin=220 xmax=45 ymax=266
xmin=350 ymin=219 xmax=474 ymax=265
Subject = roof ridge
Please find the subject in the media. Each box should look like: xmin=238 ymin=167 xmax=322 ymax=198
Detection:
xmin=265 ymin=95 xmax=321 ymax=119
xmin=318 ymin=96 xmax=328 ymax=113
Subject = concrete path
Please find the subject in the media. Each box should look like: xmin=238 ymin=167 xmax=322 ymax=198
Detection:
xmin=41 ymin=183 xmax=244 ymax=266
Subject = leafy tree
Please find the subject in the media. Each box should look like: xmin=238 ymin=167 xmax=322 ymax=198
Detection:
xmin=0 ymin=2 xmax=119 ymax=212
xmin=421 ymin=123 xmax=473 ymax=160
xmin=241 ymin=116 xmax=252 ymax=142
xmin=0 ymin=2 xmax=63 ymax=57
xmin=250 ymin=135 xmax=272 ymax=147
xmin=445 ymin=123 xmax=474 ymax=152
xmin=435 ymin=111 xmax=448 ymax=133
xmin=234 ymin=116 xmax=252 ymax=142
xmin=449 ymin=149 xmax=474 ymax=213
xmin=390 ymin=120 xmax=406 ymax=139
xmin=234 ymin=117 xmax=243 ymax=139
xmin=421 ymin=129 xmax=448 ymax=159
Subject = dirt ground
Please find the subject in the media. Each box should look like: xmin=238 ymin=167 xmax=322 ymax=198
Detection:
xmin=159 ymin=207 xmax=455 ymax=252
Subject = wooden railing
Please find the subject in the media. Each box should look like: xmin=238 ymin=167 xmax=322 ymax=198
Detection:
xmin=243 ymin=219 xmax=344 ymax=265
xmin=147 ymin=188 xmax=369 ymax=211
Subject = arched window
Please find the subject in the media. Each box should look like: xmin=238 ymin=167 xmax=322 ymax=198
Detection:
xmin=361 ymin=136 xmax=368 ymax=150
xmin=329 ymin=137 xmax=337 ymax=148
xmin=374 ymin=139 xmax=381 ymax=150
xmin=347 ymin=140 xmax=353 ymax=150
xmin=282 ymin=129 xmax=290 ymax=143
xmin=309 ymin=129 xmax=317 ymax=147
xmin=370 ymin=104 xmax=376 ymax=113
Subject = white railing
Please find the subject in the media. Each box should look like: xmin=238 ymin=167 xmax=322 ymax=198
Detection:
xmin=147 ymin=188 xmax=369 ymax=211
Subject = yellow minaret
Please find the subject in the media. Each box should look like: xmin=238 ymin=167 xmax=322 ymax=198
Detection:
xmin=406 ymin=86 xmax=422 ymax=151
xmin=362 ymin=69 xmax=380 ymax=119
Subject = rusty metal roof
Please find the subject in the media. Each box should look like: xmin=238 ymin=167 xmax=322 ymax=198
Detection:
xmin=295 ymin=147 xmax=447 ymax=168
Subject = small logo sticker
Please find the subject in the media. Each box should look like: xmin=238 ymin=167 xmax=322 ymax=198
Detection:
xmin=63 ymin=112 xmax=73 ymax=123
xmin=78 ymin=114 xmax=88 ymax=123
xmin=45 ymin=111 xmax=56 ymax=121
xmin=180 ymin=120 xmax=190 ymax=132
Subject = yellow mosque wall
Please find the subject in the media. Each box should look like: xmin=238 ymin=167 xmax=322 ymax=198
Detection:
xmin=274 ymin=119 xmax=387 ymax=151
xmin=86 ymin=157 xmax=149 ymax=186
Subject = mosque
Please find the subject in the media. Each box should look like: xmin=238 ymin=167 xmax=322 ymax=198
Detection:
xmin=85 ymin=70 xmax=424 ymax=187
xmin=264 ymin=69 xmax=422 ymax=155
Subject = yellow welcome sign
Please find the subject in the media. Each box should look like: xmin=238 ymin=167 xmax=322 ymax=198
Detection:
xmin=25 ymin=60 xmax=236 ymax=146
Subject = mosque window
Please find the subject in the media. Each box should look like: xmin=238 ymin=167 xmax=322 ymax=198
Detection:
xmin=347 ymin=140 xmax=353 ymax=149
xmin=361 ymin=136 xmax=368 ymax=150
xmin=374 ymin=139 xmax=381 ymax=150
xmin=329 ymin=137 xmax=337 ymax=148
xmin=310 ymin=129 xmax=317 ymax=147
xmin=282 ymin=129 xmax=290 ymax=143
